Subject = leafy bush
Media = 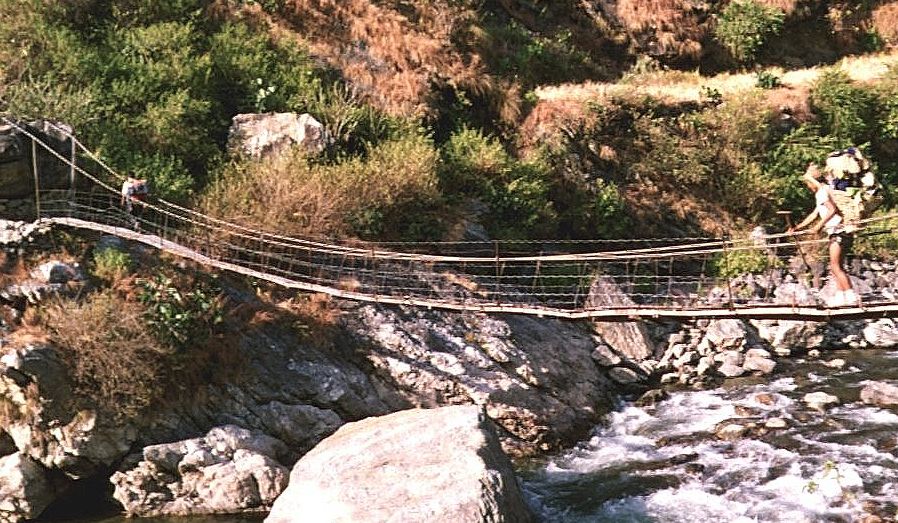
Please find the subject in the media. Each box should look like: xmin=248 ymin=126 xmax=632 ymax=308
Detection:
xmin=139 ymin=275 xmax=223 ymax=350
xmin=711 ymin=246 xmax=778 ymax=278
xmin=91 ymin=247 xmax=132 ymax=284
xmin=755 ymin=70 xmax=782 ymax=89
xmin=810 ymin=71 xmax=879 ymax=145
xmin=764 ymin=124 xmax=842 ymax=215
xmin=440 ymin=126 xmax=511 ymax=197
xmin=41 ymin=290 xmax=170 ymax=418
xmin=714 ymin=0 xmax=785 ymax=63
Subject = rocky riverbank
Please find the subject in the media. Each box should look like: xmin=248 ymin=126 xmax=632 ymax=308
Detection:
xmin=2 ymin=230 xmax=898 ymax=521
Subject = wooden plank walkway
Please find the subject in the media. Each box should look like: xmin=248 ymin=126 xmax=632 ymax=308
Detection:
xmin=44 ymin=217 xmax=898 ymax=322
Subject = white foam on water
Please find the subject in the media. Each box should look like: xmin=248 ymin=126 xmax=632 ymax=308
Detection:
xmin=836 ymin=404 xmax=898 ymax=425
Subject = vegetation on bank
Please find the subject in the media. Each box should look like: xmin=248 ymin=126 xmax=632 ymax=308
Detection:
xmin=0 ymin=0 xmax=896 ymax=245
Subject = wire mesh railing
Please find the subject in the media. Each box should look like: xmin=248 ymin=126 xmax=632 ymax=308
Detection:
xmin=6 ymin=116 xmax=898 ymax=320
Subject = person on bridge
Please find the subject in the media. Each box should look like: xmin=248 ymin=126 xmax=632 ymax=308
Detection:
xmin=120 ymin=176 xmax=148 ymax=230
xmin=787 ymin=163 xmax=858 ymax=307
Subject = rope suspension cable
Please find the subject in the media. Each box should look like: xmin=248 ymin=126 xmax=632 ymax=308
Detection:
xmin=7 ymin=116 xmax=898 ymax=320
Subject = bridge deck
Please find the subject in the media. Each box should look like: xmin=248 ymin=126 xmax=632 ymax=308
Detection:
xmin=44 ymin=217 xmax=898 ymax=322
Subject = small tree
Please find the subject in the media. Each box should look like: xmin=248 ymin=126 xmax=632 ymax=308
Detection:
xmin=714 ymin=0 xmax=785 ymax=64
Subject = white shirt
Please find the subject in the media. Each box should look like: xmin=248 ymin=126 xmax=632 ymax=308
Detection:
xmin=815 ymin=186 xmax=842 ymax=234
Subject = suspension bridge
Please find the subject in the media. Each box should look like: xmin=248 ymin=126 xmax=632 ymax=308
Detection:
xmin=4 ymin=117 xmax=898 ymax=321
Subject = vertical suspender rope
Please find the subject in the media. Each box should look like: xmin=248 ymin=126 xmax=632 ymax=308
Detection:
xmin=31 ymin=138 xmax=41 ymax=220
xmin=69 ymin=136 xmax=76 ymax=204
xmin=722 ymin=235 xmax=735 ymax=310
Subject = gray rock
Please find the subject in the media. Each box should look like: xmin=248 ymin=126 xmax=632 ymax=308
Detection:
xmin=591 ymin=344 xmax=621 ymax=366
xmin=757 ymin=320 xmax=825 ymax=352
xmin=587 ymin=276 xmax=653 ymax=360
xmin=717 ymin=361 xmax=745 ymax=378
xmin=863 ymin=319 xmax=898 ymax=348
xmin=608 ymin=367 xmax=641 ymax=384
xmin=742 ymin=354 xmax=776 ymax=374
xmin=0 ymin=453 xmax=55 ymax=522
xmin=715 ymin=423 xmax=747 ymax=441
xmin=111 ymin=425 xmax=290 ymax=517
xmin=228 ymin=113 xmax=326 ymax=159
xmin=765 ymin=418 xmax=788 ymax=429
xmin=703 ymin=319 xmax=750 ymax=350
xmin=803 ymin=392 xmax=839 ymax=411
xmin=860 ymin=381 xmax=898 ymax=407
xmin=0 ymin=120 xmax=76 ymax=199
xmin=773 ymin=281 xmax=816 ymax=306
xmin=30 ymin=260 xmax=82 ymax=284
xmin=265 ymin=406 xmax=533 ymax=523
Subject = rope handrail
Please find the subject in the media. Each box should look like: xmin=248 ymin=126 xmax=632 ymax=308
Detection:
xmin=7 ymin=116 xmax=898 ymax=320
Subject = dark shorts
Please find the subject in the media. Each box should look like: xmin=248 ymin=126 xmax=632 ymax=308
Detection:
xmin=829 ymin=232 xmax=854 ymax=252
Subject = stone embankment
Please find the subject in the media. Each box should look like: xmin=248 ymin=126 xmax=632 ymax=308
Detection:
xmin=591 ymin=262 xmax=898 ymax=390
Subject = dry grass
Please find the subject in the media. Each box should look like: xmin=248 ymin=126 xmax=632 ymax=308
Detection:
xmin=200 ymin=136 xmax=440 ymax=239
xmin=39 ymin=290 xmax=170 ymax=419
xmin=872 ymin=2 xmax=898 ymax=44
xmin=606 ymin=0 xmax=709 ymax=60
xmin=274 ymin=0 xmax=491 ymax=117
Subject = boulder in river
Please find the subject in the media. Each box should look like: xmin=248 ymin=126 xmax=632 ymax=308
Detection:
xmin=586 ymin=276 xmax=654 ymax=361
xmin=803 ymin=391 xmax=840 ymax=411
xmin=860 ymin=381 xmax=898 ymax=407
xmin=265 ymin=406 xmax=533 ymax=523
xmin=863 ymin=319 xmax=898 ymax=349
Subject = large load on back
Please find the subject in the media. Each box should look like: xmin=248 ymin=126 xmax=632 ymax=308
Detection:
xmin=824 ymin=147 xmax=882 ymax=225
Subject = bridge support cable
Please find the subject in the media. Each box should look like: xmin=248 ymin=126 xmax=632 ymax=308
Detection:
xmin=5 ymin=116 xmax=898 ymax=320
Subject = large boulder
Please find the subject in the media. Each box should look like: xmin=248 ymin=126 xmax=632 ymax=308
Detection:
xmin=863 ymin=319 xmax=898 ymax=349
xmin=702 ymin=319 xmax=751 ymax=350
xmin=345 ymin=305 xmax=615 ymax=455
xmin=0 ymin=120 xmax=75 ymax=199
xmin=752 ymin=320 xmax=825 ymax=352
xmin=0 ymin=453 xmax=56 ymax=523
xmin=0 ymin=345 xmax=137 ymax=479
xmin=111 ymin=425 xmax=291 ymax=517
xmin=228 ymin=113 xmax=326 ymax=159
xmin=586 ymin=276 xmax=654 ymax=360
xmin=265 ymin=406 xmax=533 ymax=523
xmin=860 ymin=381 xmax=898 ymax=407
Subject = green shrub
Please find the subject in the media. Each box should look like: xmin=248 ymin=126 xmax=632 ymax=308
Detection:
xmin=439 ymin=126 xmax=511 ymax=197
xmin=714 ymin=0 xmax=785 ymax=63
xmin=764 ymin=124 xmax=842 ymax=215
xmin=711 ymin=246 xmax=778 ymax=278
xmin=810 ymin=71 xmax=879 ymax=145
xmin=91 ymin=247 xmax=132 ymax=284
xmin=202 ymin=133 xmax=443 ymax=240
xmin=755 ymin=70 xmax=782 ymax=89
xmin=139 ymin=274 xmax=223 ymax=350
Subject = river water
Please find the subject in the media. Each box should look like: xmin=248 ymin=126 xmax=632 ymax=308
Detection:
xmin=47 ymin=349 xmax=898 ymax=523
xmin=521 ymin=347 xmax=898 ymax=522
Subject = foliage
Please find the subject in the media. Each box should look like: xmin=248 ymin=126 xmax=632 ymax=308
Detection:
xmin=139 ymin=274 xmax=223 ymax=350
xmin=91 ymin=246 xmax=132 ymax=284
xmin=755 ymin=70 xmax=782 ymax=89
xmin=203 ymin=132 xmax=443 ymax=240
xmin=40 ymin=290 xmax=170 ymax=419
xmin=853 ymin=211 xmax=898 ymax=259
xmin=765 ymin=124 xmax=843 ymax=215
xmin=810 ymin=70 xmax=879 ymax=145
xmin=714 ymin=0 xmax=785 ymax=63
xmin=711 ymin=246 xmax=777 ymax=278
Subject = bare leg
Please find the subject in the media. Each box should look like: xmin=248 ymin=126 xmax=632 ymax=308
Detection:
xmin=829 ymin=239 xmax=852 ymax=292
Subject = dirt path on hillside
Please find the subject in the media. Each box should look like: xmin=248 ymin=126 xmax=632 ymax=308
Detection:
xmin=535 ymin=50 xmax=898 ymax=104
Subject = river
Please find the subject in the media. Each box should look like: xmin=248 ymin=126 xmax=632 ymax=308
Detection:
xmin=47 ymin=350 xmax=898 ymax=523
xmin=521 ymin=347 xmax=898 ymax=522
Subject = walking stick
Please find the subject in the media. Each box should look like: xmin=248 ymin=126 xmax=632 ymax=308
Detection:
xmin=777 ymin=210 xmax=812 ymax=281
